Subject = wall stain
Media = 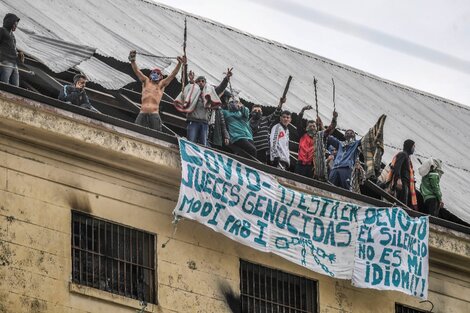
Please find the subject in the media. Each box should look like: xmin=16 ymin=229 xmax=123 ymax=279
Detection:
xmin=66 ymin=192 xmax=92 ymax=213
xmin=334 ymin=281 xmax=352 ymax=312
xmin=0 ymin=241 xmax=13 ymax=266
xmin=187 ymin=260 xmax=197 ymax=270
xmin=20 ymin=296 xmax=47 ymax=313
xmin=219 ymin=281 xmax=240 ymax=313
xmin=0 ymin=290 xmax=9 ymax=313
xmin=30 ymin=299 xmax=46 ymax=313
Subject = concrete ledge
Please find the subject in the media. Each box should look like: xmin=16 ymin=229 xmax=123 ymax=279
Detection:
xmin=69 ymin=283 xmax=158 ymax=312
xmin=0 ymin=91 xmax=181 ymax=185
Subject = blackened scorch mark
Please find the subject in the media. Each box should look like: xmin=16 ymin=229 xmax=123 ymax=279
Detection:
xmin=219 ymin=282 xmax=241 ymax=313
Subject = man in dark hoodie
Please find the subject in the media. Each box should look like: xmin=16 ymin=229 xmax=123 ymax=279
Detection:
xmin=58 ymin=74 xmax=98 ymax=112
xmin=0 ymin=13 xmax=23 ymax=86
xmin=249 ymin=98 xmax=285 ymax=163
xmin=388 ymin=139 xmax=418 ymax=209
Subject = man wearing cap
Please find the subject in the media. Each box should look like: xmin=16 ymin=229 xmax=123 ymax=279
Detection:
xmin=0 ymin=13 xmax=24 ymax=86
xmin=173 ymin=75 xmax=222 ymax=146
xmin=129 ymin=50 xmax=186 ymax=131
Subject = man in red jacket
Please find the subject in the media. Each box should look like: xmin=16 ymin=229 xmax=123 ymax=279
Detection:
xmin=295 ymin=106 xmax=337 ymax=178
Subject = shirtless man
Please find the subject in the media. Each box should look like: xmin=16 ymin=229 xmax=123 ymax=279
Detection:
xmin=129 ymin=50 xmax=186 ymax=131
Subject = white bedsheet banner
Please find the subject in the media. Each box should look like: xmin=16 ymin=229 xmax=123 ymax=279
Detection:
xmin=173 ymin=139 xmax=429 ymax=298
xmin=352 ymin=207 xmax=429 ymax=298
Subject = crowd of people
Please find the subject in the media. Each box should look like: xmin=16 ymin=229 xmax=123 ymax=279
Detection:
xmin=0 ymin=13 xmax=445 ymax=218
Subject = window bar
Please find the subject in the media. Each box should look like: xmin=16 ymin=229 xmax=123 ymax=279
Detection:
xmin=111 ymin=223 xmax=114 ymax=292
xmin=263 ymin=266 xmax=267 ymax=313
xmin=294 ymin=276 xmax=298 ymax=311
xmin=248 ymin=262 xmax=252 ymax=313
xmin=97 ymin=220 xmax=101 ymax=288
xmin=253 ymin=263 xmax=257 ymax=312
xmin=257 ymin=263 xmax=260 ymax=313
xmin=123 ymin=227 xmax=127 ymax=297
xmin=152 ymin=234 xmax=155 ymax=303
xmin=116 ymin=225 xmax=122 ymax=295
xmin=87 ymin=216 xmax=91 ymax=285
xmin=288 ymin=272 xmax=292 ymax=311
xmin=79 ymin=215 xmax=84 ymax=284
xmin=147 ymin=233 xmax=151 ymax=302
xmin=129 ymin=229 xmax=132 ymax=298
xmin=104 ymin=221 xmax=108 ymax=292
xmin=91 ymin=218 xmax=95 ymax=287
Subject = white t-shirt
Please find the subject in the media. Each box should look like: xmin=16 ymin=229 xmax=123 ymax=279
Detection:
xmin=270 ymin=123 xmax=290 ymax=165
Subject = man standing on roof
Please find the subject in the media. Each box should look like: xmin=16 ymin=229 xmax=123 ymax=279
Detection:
xmin=270 ymin=110 xmax=292 ymax=170
xmin=388 ymin=139 xmax=418 ymax=209
xmin=328 ymin=129 xmax=362 ymax=190
xmin=249 ymin=97 xmax=285 ymax=163
xmin=173 ymin=75 xmax=222 ymax=146
xmin=222 ymin=97 xmax=257 ymax=157
xmin=0 ymin=13 xmax=24 ymax=87
xmin=58 ymin=74 xmax=98 ymax=112
xmin=419 ymin=158 xmax=444 ymax=217
xmin=186 ymin=69 xmax=232 ymax=148
xmin=129 ymin=50 xmax=186 ymax=131
xmin=296 ymin=106 xmax=337 ymax=178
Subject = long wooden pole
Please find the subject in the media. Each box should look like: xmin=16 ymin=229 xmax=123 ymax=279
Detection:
xmin=332 ymin=77 xmax=336 ymax=112
xmin=313 ymin=77 xmax=319 ymax=122
xmin=181 ymin=18 xmax=187 ymax=99
xmin=278 ymin=75 xmax=292 ymax=107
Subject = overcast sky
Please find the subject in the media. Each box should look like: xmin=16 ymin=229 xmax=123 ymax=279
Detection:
xmin=155 ymin=0 xmax=470 ymax=106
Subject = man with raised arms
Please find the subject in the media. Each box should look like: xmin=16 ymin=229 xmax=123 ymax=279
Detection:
xmin=129 ymin=50 xmax=186 ymax=131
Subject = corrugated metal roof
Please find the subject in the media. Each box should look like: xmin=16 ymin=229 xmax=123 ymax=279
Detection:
xmin=15 ymin=29 xmax=96 ymax=73
xmin=4 ymin=0 xmax=470 ymax=223
xmin=75 ymin=57 xmax=134 ymax=90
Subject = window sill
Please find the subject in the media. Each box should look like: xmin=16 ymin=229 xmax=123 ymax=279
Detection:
xmin=69 ymin=283 xmax=158 ymax=312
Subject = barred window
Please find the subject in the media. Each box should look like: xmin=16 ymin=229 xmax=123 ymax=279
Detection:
xmin=240 ymin=260 xmax=318 ymax=313
xmin=396 ymin=304 xmax=428 ymax=313
xmin=72 ymin=211 xmax=156 ymax=304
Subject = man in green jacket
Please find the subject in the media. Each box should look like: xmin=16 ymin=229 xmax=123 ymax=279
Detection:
xmin=419 ymin=158 xmax=444 ymax=217
xmin=222 ymin=98 xmax=257 ymax=158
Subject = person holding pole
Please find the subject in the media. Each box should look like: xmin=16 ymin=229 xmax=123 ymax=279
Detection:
xmin=295 ymin=106 xmax=337 ymax=178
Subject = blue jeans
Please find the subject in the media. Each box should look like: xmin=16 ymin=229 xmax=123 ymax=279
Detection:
xmin=329 ymin=167 xmax=353 ymax=190
xmin=0 ymin=62 xmax=19 ymax=86
xmin=187 ymin=121 xmax=208 ymax=146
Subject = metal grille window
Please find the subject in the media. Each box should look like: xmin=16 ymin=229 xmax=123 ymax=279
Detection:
xmin=240 ymin=260 xmax=318 ymax=313
xmin=72 ymin=211 xmax=156 ymax=304
xmin=396 ymin=304 xmax=427 ymax=313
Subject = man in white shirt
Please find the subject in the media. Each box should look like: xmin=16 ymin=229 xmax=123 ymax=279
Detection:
xmin=269 ymin=110 xmax=292 ymax=170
